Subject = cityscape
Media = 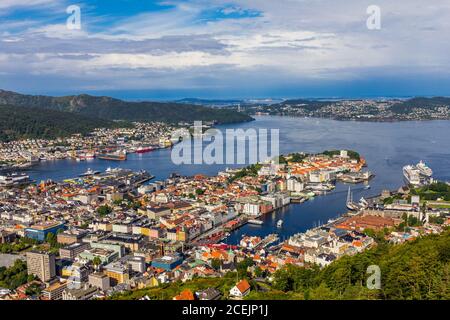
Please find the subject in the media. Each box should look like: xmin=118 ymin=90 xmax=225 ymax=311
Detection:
xmin=0 ymin=0 xmax=449 ymax=312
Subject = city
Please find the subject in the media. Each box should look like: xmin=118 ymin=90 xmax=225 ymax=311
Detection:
xmin=1 ymin=0 xmax=450 ymax=314
xmin=1 ymin=146 xmax=448 ymax=300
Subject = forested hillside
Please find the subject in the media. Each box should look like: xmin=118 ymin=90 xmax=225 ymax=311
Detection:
xmin=0 ymin=105 xmax=125 ymax=142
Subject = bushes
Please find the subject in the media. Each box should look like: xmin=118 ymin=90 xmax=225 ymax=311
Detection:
xmin=0 ymin=259 xmax=30 ymax=290
xmin=270 ymin=229 xmax=450 ymax=300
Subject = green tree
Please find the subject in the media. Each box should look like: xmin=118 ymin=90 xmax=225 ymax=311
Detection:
xmin=97 ymin=205 xmax=112 ymax=216
xmin=211 ymin=258 xmax=221 ymax=271
xmin=46 ymin=233 xmax=57 ymax=247
xmin=92 ymin=256 xmax=102 ymax=270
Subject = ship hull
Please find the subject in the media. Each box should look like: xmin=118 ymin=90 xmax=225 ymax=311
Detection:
xmin=98 ymin=155 xmax=127 ymax=161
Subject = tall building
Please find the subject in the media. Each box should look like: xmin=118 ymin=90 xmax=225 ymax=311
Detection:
xmin=26 ymin=251 xmax=56 ymax=282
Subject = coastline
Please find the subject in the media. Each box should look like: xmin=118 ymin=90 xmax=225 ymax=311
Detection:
xmin=250 ymin=113 xmax=450 ymax=123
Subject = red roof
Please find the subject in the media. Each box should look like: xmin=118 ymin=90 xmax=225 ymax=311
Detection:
xmin=235 ymin=279 xmax=251 ymax=294
xmin=173 ymin=289 xmax=195 ymax=300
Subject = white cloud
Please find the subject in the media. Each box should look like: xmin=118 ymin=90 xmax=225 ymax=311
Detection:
xmin=0 ymin=0 xmax=57 ymax=10
xmin=1 ymin=0 xmax=450 ymax=95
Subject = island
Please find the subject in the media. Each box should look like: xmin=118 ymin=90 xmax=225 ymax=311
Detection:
xmin=237 ymin=97 xmax=450 ymax=121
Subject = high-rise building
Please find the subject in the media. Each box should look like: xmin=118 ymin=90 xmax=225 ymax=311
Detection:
xmin=26 ymin=251 xmax=56 ymax=282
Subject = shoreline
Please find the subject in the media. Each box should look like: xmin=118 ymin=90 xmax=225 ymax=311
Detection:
xmin=250 ymin=114 xmax=450 ymax=123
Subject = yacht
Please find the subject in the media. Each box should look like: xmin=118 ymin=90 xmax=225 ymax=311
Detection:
xmin=277 ymin=219 xmax=283 ymax=228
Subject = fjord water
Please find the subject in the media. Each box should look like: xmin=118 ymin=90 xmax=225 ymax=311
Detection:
xmin=28 ymin=116 xmax=450 ymax=243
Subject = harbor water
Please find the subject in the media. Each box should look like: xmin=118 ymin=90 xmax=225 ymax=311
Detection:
xmin=25 ymin=116 xmax=450 ymax=244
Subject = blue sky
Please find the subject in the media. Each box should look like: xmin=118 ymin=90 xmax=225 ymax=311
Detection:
xmin=1 ymin=0 xmax=450 ymax=99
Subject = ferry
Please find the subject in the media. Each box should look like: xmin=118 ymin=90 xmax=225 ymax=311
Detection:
xmin=276 ymin=219 xmax=283 ymax=228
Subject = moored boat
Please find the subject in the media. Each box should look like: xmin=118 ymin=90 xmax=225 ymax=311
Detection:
xmin=98 ymin=150 xmax=127 ymax=161
xmin=79 ymin=168 xmax=100 ymax=177
xmin=136 ymin=146 xmax=154 ymax=154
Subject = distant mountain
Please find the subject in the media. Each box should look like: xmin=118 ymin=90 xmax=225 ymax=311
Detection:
xmin=0 ymin=105 xmax=124 ymax=142
xmin=0 ymin=90 xmax=253 ymax=124
xmin=175 ymin=98 xmax=245 ymax=107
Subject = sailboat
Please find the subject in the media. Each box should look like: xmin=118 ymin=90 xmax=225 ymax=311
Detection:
xmin=346 ymin=186 xmax=359 ymax=211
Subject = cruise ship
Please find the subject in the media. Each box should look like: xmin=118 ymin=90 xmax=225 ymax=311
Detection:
xmin=416 ymin=160 xmax=433 ymax=177
xmin=403 ymin=161 xmax=433 ymax=186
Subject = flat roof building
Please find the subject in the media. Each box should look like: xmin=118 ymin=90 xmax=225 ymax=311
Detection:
xmin=26 ymin=251 xmax=56 ymax=282
xmin=151 ymin=254 xmax=183 ymax=271
xmin=25 ymin=222 xmax=65 ymax=242
xmin=59 ymin=242 xmax=90 ymax=260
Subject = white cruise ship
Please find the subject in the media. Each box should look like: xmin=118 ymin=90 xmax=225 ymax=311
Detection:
xmin=403 ymin=160 xmax=434 ymax=187
xmin=403 ymin=165 xmax=422 ymax=186
xmin=416 ymin=160 xmax=433 ymax=177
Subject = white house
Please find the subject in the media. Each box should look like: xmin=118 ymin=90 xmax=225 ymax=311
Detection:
xmin=229 ymin=279 xmax=251 ymax=298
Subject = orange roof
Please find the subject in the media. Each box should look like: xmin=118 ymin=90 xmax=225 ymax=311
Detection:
xmin=174 ymin=289 xmax=195 ymax=300
xmin=235 ymin=279 xmax=251 ymax=294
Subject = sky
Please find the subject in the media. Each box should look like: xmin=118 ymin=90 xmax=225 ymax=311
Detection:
xmin=1 ymin=0 xmax=450 ymax=100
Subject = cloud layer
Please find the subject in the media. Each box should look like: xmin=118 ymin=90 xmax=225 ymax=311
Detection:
xmin=1 ymin=0 xmax=450 ymax=98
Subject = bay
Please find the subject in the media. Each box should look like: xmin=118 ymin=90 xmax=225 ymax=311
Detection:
xmin=26 ymin=116 xmax=450 ymax=244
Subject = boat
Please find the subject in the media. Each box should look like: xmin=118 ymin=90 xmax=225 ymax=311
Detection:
xmin=136 ymin=146 xmax=154 ymax=154
xmin=364 ymin=185 xmax=371 ymax=190
xmin=403 ymin=165 xmax=422 ymax=186
xmin=79 ymin=168 xmax=100 ymax=177
xmin=83 ymin=152 xmax=96 ymax=160
xmin=416 ymin=160 xmax=433 ymax=177
xmin=276 ymin=219 xmax=283 ymax=228
xmin=248 ymin=219 xmax=264 ymax=225
xmin=0 ymin=172 xmax=32 ymax=187
xmin=359 ymin=197 xmax=369 ymax=208
xmin=346 ymin=186 xmax=359 ymax=210
xmin=98 ymin=150 xmax=127 ymax=161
